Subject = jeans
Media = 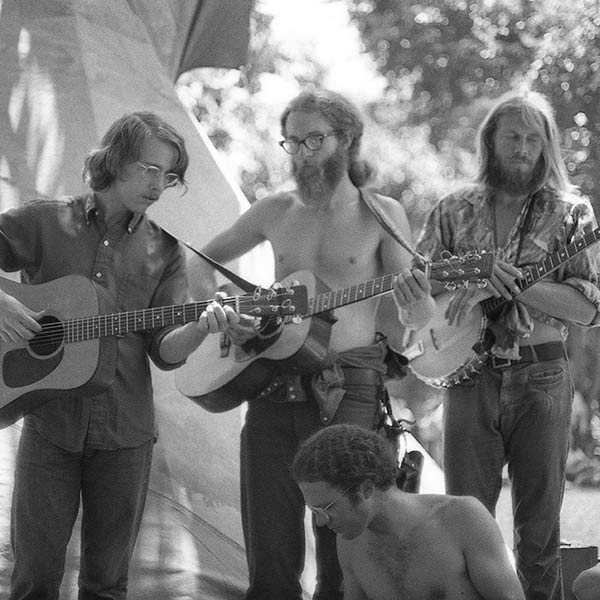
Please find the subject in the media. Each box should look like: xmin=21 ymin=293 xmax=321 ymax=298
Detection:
xmin=10 ymin=419 xmax=154 ymax=600
xmin=241 ymin=373 xmax=383 ymax=600
xmin=444 ymin=357 xmax=572 ymax=600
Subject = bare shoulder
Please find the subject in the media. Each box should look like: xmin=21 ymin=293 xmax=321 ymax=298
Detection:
xmin=423 ymin=494 xmax=491 ymax=529
xmin=230 ymin=191 xmax=297 ymax=232
xmin=432 ymin=494 xmax=504 ymax=547
xmin=253 ymin=190 xmax=297 ymax=213
xmin=365 ymin=191 xmax=409 ymax=219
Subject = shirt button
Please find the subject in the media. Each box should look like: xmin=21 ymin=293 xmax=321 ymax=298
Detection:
xmin=290 ymin=394 xmax=296 ymax=400
xmin=95 ymin=272 xmax=102 ymax=278
xmin=103 ymin=239 xmax=110 ymax=246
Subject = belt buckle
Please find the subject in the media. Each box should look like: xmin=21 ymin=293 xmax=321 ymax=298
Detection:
xmin=490 ymin=356 xmax=513 ymax=369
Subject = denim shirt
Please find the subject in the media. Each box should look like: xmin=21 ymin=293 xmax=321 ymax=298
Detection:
xmin=0 ymin=193 xmax=189 ymax=450
xmin=417 ymin=184 xmax=600 ymax=352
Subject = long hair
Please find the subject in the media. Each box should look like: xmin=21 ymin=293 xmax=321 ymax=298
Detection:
xmin=476 ymin=90 xmax=575 ymax=194
xmin=292 ymin=424 xmax=397 ymax=491
xmin=280 ymin=89 xmax=374 ymax=187
xmin=83 ymin=112 xmax=189 ymax=191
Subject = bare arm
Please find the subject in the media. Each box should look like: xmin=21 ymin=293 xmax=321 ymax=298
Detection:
xmin=187 ymin=197 xmax=275 ymax=300
xmin=517 ymin=280 xmax=596 ymax=325
xmin=378 ymin=199 xmax=436 ymax=329
xmin=456 ymin=498 xmax=525 ymax=600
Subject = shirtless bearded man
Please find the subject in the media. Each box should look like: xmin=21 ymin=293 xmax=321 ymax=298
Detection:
xmin=194 ymin=89 xmax=432 ymax=600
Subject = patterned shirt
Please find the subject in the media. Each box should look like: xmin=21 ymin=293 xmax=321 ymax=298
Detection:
xmin=417 ymin=184 xmax=600 ymax=353
xmin=0 ymin=193 xmax=189 ymax=451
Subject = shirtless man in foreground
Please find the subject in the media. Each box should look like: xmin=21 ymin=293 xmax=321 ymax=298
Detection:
xmin=192 ymin=89 xmax=432 ymax=600
xmin=293 ymin=424 xmax=526 ymax=600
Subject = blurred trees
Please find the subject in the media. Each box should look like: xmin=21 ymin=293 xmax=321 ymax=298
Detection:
xmin=177 ymin=0 xmax=600 ymax=476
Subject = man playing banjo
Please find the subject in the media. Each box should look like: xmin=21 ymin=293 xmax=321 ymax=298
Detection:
xmin=396 ymin=89 xmax=600 ymax=599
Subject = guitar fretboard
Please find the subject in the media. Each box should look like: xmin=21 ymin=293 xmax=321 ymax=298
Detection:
xmin=480 ymin=226 xmax=600 ymax=315
xmin=65 ymin=300 xmax=218 ymax=343
xmin=307 ymin=274 xmax=397 ymax=316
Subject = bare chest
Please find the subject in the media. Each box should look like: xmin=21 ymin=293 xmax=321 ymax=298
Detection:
xmin=350 ymin=532 xmax=482 ymax=600
xmin=267 ymin=208 xmax=381 ymax=284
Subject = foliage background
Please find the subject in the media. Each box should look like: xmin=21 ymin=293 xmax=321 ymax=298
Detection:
xmin=176 ymin=0 xmax=600 ymax=482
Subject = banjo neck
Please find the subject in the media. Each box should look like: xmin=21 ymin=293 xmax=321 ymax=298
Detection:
xmin=480 ymin=226 xmax=600 ymax=316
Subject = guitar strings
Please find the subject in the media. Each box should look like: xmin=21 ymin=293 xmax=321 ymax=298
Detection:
xmin=26 ymin=294 xmax=293 ymax=344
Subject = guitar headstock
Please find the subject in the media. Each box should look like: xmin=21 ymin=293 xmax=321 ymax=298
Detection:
xmin=426 ymin=251 xmax=495 ymax=288
xmin=239 ymin=285 xmax=309 ymax=317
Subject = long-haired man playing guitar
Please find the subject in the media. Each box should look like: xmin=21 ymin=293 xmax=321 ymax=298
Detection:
xmin=0 ymin=112 xmax=238 ymax=599
xmin=398 ymin=90 xmax=600 ymax=599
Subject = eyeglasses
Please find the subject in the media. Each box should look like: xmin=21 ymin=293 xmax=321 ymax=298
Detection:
xmin=136 ymin=161 xmax=181 ymax=188
xmin=279 ymin=131 xmax=338 ymax=155
xmin=307 ymin=485 xmax=354 ymax=524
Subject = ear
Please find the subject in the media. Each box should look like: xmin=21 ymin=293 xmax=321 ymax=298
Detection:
xmin=337 ymin=131 xmax=352 ymax=150
xmin=358 ymin=479 xmax=375 ymax=499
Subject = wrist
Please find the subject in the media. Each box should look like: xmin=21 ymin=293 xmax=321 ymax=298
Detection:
xmin=396 ymin=294 xmax=436 ymax=329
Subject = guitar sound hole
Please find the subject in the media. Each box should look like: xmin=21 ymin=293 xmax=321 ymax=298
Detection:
xmin=28 ymin=315 xmax=64 ymax=357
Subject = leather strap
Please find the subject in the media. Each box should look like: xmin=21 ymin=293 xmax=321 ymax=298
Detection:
xmin=360 ymin=188 xmax=426 ymax=262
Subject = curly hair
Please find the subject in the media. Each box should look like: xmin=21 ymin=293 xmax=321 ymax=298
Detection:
xmin=280 ymin=89 xmax=374 ymax=188
xmin=476 ymin=89 xmax=575 ymax=194
xmin=82 ymin=111 xmax=189 ymax=191
xmin=292 ymin=424 xmax=397 ymax=491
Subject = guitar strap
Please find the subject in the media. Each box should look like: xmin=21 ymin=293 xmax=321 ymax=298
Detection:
xmin=166 ymin=233 xmax=259 ymax=294
xmin=359 ymin=188 xmax=427 ymax=263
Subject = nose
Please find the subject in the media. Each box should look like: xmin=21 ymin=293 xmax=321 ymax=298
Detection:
xmin=298 ymin=142 xmax=316 ymax=157
xmin=515 ymin=137 xmax=530 ymax=158
xmin=314 ymin=512 xmax=330 ymax=528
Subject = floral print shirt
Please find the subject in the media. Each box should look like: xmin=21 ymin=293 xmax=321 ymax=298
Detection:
xmin=416 ymin=183 xmax=600 ymax=355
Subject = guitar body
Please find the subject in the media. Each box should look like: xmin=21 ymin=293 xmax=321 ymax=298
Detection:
xmin=402 ymin=294 xmax=488 ymax=388
xmin=176 ymin=270 xmax=333 ymax=412
xmin=0 ymin=275 xmax=116 ymax=427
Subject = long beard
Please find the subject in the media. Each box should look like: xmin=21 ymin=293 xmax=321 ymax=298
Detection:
xmin=488 ymin=156 xmax=545 ymax=195
xmin=293 ymin=149 xmax=346 ymax=206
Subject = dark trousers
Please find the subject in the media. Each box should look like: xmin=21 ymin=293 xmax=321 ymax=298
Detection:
xmin=10 ymin=420 xmax=154 ymax=600
xmin=444 ymin=356 xmax=572 ymax=600
xmin=241 ymin=375 xmax=383 ymax=600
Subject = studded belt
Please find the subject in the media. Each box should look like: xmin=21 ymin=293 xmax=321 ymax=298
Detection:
xmin=258 ymin=367 xmax=382 ymax=403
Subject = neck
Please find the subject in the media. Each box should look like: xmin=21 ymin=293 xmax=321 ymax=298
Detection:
xmin=493 ymin=189 xmax=530 ymax=209
xmin=94 ymin=190 xmax=131 ymax=228
xmin=367 ymin=488 xmax=411 ymax=535
xmin=306 ymin=174 xmax=357 ymax=211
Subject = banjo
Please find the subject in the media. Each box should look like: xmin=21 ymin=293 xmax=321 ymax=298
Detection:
xmin=402 ymin=225 xmax=600 ymax=388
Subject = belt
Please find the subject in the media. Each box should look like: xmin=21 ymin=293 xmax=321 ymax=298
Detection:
xmin=260 ymin=367 xmax=382 ymax=403
xmin=341 ymin=367 xmax=382 ymax=386
xmin=487 ymin=341 xmax=566 ymax=369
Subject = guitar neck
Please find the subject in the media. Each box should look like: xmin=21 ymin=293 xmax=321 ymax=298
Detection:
xmin=480 ymin=226 xmax=600 ymax=315
xmin=306 ymin=273 xmax=398 ymax=317
xmin=65 ymin=298 xmax=235 ymax=343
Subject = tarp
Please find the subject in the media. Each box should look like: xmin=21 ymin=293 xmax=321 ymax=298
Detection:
xmin=0 ymin=1 xmax=257 ymax=598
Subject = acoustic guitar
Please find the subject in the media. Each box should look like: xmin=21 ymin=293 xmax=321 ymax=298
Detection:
xmin=403 ymin=226 xmax=600 ymax=388
xmin=176 ymin=252 xmax=495 ymax=412
xmin=0 ymin=274 xmax=306 ymax=428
